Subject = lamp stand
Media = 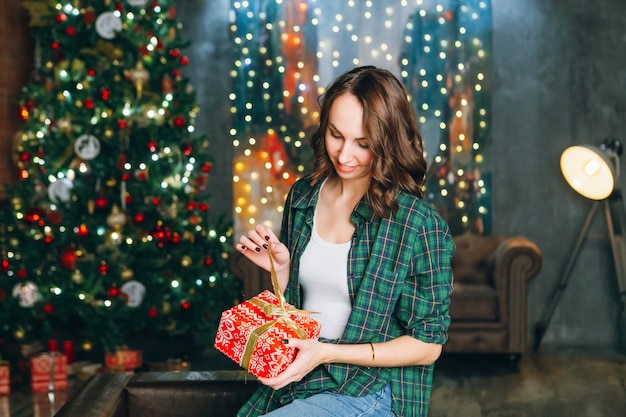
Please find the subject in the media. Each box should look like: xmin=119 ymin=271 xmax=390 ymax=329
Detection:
xmin=534 ymin=191 xmax=626 ymax=351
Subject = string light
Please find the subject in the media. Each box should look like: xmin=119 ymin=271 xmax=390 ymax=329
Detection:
xmin=230 ymin=0 xmax=491 ymax=235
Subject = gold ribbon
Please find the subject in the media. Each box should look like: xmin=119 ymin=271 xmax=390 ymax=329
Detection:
xmin=240 ymin=250 xmax=315 ymax=371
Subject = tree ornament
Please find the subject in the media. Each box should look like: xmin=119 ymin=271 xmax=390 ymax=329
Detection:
xmin=12 ymin=281 xmax=42 ymax=307
xmin=130 ymin=61 xmax=149 ymax=98
xmin=14 ymin=327 xmax=26 ymax=341
xmin=120 ymin=280 xmax=146 ymax=307
xmin=120 ymin=266 xmax=134 ymax=280
xmin=127 ymin=0 xmax=149 ymax=7
xmin=82 ymin=7 xmax=96 ymax=25
xmin=172 ymin=115 xmax=186 ymax=129
xmin=180 ymin=255 xmax=192 ymax=267
xmin=48 ymin=178 xmax=73 ymax=203
xmin=82 ymin=340 xmax=93 ymax=351
xmin=161 ymin=74 xmax=173 ymax=94
xmin=96 ymin=11 xmax=122 ymax=39
xmin=106 ymin=204 xmax=126 ymax=246
xmin=72 ymin=269 xmax=84 ymax=284
xmin=60 ymin=246 xmax=78 ymax=269
xmin=74 ymin=134 xmax=101 ymax=160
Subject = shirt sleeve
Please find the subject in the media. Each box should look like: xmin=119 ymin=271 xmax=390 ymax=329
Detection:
xmin=395 ymin=210 xmax=455 ymax=345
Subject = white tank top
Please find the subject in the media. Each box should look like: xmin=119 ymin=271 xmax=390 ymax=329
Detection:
xmin=299 ymin=223 xmax=352 ymax=340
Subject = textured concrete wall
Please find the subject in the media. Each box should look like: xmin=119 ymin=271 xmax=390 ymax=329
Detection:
xmin=1 ymin=0 xmax=624 ymax=350
xmin=491 ymin=0 xmax=626 ymax=349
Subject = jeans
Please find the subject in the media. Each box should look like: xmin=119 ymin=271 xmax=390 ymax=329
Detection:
xmin=259 ymin=384 xmax=395 ymax=417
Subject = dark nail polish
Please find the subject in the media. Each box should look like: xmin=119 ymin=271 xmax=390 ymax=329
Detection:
xmin=240 ymin=245 xmax=247 ymax=250
xmin=264 ymin=235 xmax=270 ymax=241
xmin=282 ymin=339 xmax=289 ymax=345
xmin=262 ymin=243 xmax=268 ymax=249
xmin=255 ymin=247 xmax=261 ymax=253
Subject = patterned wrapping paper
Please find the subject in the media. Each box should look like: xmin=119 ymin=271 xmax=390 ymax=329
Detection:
xmin=30 ymin=353 xmax=68 ymax=392
xmin=0 ymin=362 xmax=9 ymax=395
xmin=214 ymin=289 xmax=321 ymax=378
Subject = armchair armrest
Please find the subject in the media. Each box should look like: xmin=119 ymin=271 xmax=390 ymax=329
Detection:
xmin=491 ymin=236 xmax=543 ymax=352
xmin=55 ymin=373 xmax=133 ymax=417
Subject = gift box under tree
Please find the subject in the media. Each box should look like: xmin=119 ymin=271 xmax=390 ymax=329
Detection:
xmin=214 ymin=251 xmax=320 ymax=378
xmin=0 ymin=361 xmax=9 ymax=395
xmin=30 ymin=353 xmax=68 ymax=392
xmin=104 ymin=348 xmax=143 ymax=370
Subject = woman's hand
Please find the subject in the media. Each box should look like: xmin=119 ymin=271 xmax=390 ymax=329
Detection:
xmin=256 ymin=338 xmax=327 ymax=390
xmin=235 ymin=224 xmax=290 ymax=292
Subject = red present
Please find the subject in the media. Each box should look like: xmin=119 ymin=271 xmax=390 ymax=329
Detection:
xmin=0 ymin=362 xmax=9 ymax=395
xmin=104 ymin=349 xmax=143 ymax=369
xmin=214 ymin=289 xmax=321 ymax=378
xmin=30 ymin=353 xmax=68 ymax=392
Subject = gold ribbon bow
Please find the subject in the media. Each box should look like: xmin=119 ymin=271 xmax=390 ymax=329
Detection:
xmin=240 ymin=249 xmax=315 ymax=372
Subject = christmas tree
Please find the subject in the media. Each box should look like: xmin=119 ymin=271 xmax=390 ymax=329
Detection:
xmin=0 ymin=0 xmax=241 ymax=358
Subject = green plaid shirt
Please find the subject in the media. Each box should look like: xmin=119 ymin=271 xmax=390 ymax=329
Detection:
xmin=238 ymin=176 xmax=454 ymax=417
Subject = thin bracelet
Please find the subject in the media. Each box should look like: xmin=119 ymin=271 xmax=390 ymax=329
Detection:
xmin=367 ymin=342 xmax=375 ymax=368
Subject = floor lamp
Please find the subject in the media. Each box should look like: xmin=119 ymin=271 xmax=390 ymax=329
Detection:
xmin=534 ymin=137 xmax=626 ymax=351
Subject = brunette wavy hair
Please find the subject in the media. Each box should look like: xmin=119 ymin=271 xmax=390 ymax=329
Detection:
xmin=309 ymin=66 xmax=427 ymax=218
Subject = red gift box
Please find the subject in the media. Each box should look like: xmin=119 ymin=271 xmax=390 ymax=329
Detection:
xmin=30 ymin=353 xmax=68 ymax=392
xmin=214 ymin=289 xmax=321 ymax=378
xmin=0 ymin=362 xmax=9 ymax=395
xmin=104 ymin=349 xmax=143 ymax=369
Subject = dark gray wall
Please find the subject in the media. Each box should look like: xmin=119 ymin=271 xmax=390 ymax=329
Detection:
xmin=492 ymin=0 xmax=626 ymax=349
xmin=180 ymin=0 xmax=626 ymax=350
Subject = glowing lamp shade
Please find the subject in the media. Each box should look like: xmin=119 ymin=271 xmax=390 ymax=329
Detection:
xmin=560 ymin=145 xmax=616 ymax=200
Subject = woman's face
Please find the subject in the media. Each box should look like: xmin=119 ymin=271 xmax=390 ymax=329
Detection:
xmin=324 ymin=93 xmax=374 ymax=182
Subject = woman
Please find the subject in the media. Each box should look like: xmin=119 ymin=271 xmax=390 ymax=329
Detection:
xmin=235 ymin=66 xmax=455 ymax=417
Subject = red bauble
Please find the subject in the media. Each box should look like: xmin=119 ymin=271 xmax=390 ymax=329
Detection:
xmin=84 ymin=98 xmax=94 ymax=110
xmin=83 ymin=8 xmax=96 ymax=25
xmin=98 ymin=263 xmax=108 ymax=275
xmin=180 ymin=142 xmax=192 ymax=155
xmin=101 ymin=88 xmax=110 ymax=101
xmin=202 ymin=162 xmax=213 ymax=173
xmin=55 ymin=13 xmax=67 ymax=23
xmin=95 ymin=196 xmax=108 ymax=209
xmin=51 ymin=41 xmax=60 ymax=50
xmin=1 ymin=259 xmax=9 ymax=272
xmin=66 ymin=26 xmax=76 ymax=36
xmin=204 ymin=257 xmax=213 ymax=266
xmin=173 ymin=116 xmax=186 ymax=129
xmin=148 ymin=141 xmax=157 ymax=152
xmin=180 ymin=56 xmax=189 ymax=66
xmin=180 ymin=300 xmax=190 ymax=310
xmin=118 ymin=119 xmax=128 ymax=129
xmin=60 ymin=247 xmax=77 ymax=270
xmin=17 ymin=268 xmax=28 ymax=279
xmin=148 ymin=307 xmax=158 ymax=318
xmin=133 ymin=213 xmax=145 ymax=224
xmin=107 ymin=287 xmax=120 ymax=297
xmin=87 ymin=68 xmax=96 ymax=77
xmin=43 ymin=303 xmax=54 ymax=314
xmin=169 ymin=48 xmax=180 ymax=58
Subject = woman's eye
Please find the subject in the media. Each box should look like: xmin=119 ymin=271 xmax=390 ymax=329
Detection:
xmin=358 ymin=142 xmax=369 ymax=149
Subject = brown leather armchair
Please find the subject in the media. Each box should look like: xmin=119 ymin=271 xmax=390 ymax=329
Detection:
xmin=231 ymin=232 xmax=543 ymax=361
xmin=445 ymin=233 xmax=543 ymax=360
xmin=55 ymin=370 xmax=258 ymax=417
